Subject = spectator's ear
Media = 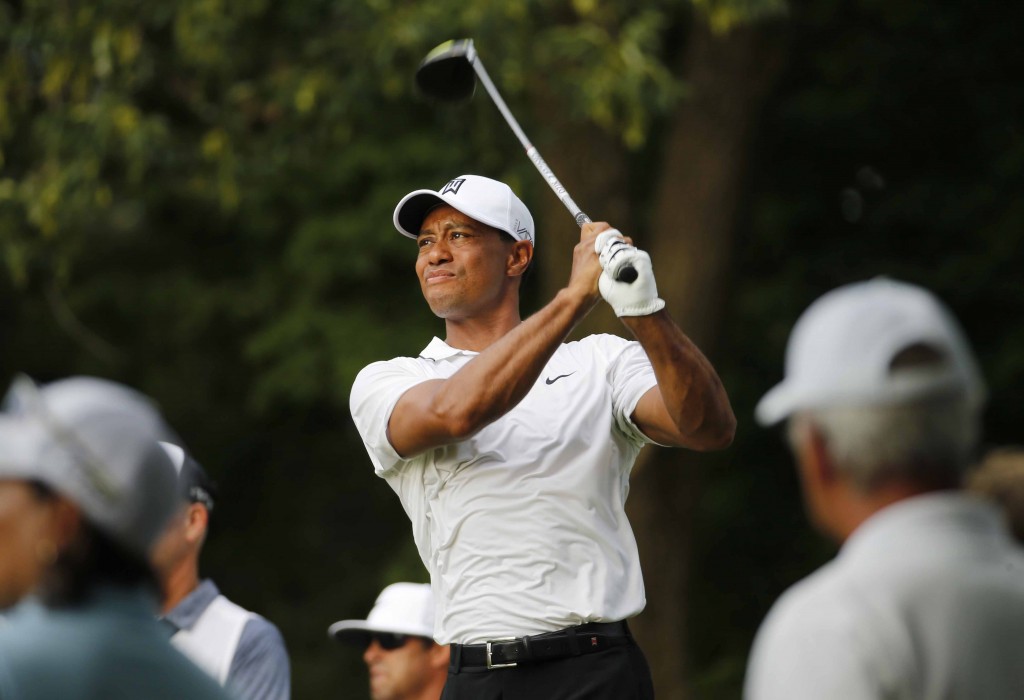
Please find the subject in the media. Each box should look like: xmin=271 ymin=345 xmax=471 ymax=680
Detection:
xmin=806 ymin=424 xmax=839 ymax=485
xmin=183 ymin=503 xmax=208 ymax=545
xmin=791 ymin=419 xmax=849 ymax=541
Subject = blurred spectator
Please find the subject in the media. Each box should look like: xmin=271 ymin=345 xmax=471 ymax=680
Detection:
xmin=152 ymin=442 xmax=291 ymax=700
xmin=746 ymin=279 xmax=1024 ymax=700
xmin=0 ymin=375 xmax=231 ymax=700
xmin=329 ymin=583 xmax=448 ymax=700
xmin=967 ymin=446 xmax=1024 ymax=543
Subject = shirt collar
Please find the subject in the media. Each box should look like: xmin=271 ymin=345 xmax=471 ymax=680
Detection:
xmin=419 ymin=337 xmax=478 ymax=360
xmin=840 ymin=491 xmax=1006 ymax=560
xmin=162 ymin=579 xmax=220 ymax=631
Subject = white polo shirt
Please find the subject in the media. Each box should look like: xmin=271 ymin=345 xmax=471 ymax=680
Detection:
xmin=744 ymin=493 xmax=1024 ymax=700
xmin=350 ymin=334 xmax=659 ymax=644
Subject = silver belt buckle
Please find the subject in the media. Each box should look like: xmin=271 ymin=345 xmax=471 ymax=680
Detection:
xmin=486 ymin=637 xmax=518 ymax=669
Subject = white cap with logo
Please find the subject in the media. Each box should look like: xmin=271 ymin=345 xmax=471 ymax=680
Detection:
xmin=755 ymin=277 xmax=986 ymax=426
xmin=393 ymin=174 xmax=535 ymax=245
xmin=328 ymin=582 xmax=435 ymax=644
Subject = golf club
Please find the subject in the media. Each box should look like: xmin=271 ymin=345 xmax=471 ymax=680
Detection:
xmin=415 ymin=38 xmax=638 ymax=284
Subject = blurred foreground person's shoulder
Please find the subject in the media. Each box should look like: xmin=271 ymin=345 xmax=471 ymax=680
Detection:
xmin=0 ymin=375 xmax=232 ymax=700
xmin=745 ymin=279 xmax=1024 ymax=700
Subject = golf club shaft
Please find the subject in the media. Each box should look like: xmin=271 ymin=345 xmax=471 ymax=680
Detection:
xmin=464 ymin=45 xmax=636 ymax=283
xmin=468 ymin=53 xmax=590 ymax=227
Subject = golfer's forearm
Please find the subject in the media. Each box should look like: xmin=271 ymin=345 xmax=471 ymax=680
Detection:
xmin=622 ymin=311 xmax=736 ymax=450
xmin=430 ymin=288 xmax=594 ymax=436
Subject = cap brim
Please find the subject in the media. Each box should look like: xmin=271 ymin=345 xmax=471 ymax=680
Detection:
xmin=393 ymin=190 xmax=447 ymax=239
xmin=327 ymin=619 xmax=431 ymax=644
xmin=754 ymin=381 xmax=800 ymax=426
xmin=0 ymin=416 xmax=46 ymax=480
xmin=327 ymin=621 xmax=373 ymax=645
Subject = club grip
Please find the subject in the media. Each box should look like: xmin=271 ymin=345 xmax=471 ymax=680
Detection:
xmin=577 ymin=212 xmax=637 ymax=284
xmin=616 ymin=265 xmax=638 ymax=283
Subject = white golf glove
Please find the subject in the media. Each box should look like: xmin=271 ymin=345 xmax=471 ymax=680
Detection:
xmin=594 ymin=230 xmax=666 ymax=317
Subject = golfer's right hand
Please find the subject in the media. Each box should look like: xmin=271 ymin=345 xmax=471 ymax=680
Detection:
xmin=594 ymin=230 xmax=665 ymax=317
xmin=567 ymin=222 xmax=619 ymax=304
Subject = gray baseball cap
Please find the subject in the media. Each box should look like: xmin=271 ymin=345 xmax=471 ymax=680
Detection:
xmin=0 ymin=375 xmax=180 ymax=556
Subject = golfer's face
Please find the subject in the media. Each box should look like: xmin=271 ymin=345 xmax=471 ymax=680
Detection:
xmin=415 ymin=206 xmax=513 ymax=320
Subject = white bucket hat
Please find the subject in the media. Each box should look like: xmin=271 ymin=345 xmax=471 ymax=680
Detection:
xmin=394 ymin=174 xmax=535 ymax=245
xmin=328 ymin=582 xmax=435 ymax=644
xmin=755 ymin=277 xmax=986 ymax=426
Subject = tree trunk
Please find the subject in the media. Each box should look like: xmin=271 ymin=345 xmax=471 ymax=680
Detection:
xmin=626 ymin=19 xmax=787 ymax=700
xmin=531 ymin=16 xmax=786 ymax=698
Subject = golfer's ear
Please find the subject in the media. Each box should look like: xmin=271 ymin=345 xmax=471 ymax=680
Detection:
xmin=508 ymin=241 xmax=532 ymax=277
xmin=183 ymin=502 xmax=209 ymax=543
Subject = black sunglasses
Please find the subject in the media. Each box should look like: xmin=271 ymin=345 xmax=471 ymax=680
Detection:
xmin=367 ymin=632 xmax=411 ymax=651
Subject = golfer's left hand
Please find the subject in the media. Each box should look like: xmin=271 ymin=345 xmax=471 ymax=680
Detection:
xmin=595 ymin=230 xmax=666 ymax=317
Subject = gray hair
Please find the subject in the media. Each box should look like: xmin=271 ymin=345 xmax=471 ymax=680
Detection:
xmin=788 ymin=391 xmax=980 ymax=492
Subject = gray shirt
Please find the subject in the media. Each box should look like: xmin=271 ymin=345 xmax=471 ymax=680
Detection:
xmin=163 ymin=579 xmax=290 ymax=700
xmin=0 ymin=586 xmax=232 ymax=700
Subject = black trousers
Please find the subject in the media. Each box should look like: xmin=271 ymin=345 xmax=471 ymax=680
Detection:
xmin=441 ymin=639 xmax=655 ymax=700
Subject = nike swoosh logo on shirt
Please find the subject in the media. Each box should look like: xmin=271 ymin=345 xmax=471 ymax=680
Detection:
xmin=545 ymin=372 xmax=576 ymax=385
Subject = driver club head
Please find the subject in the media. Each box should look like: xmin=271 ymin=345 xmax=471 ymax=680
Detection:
xmin=415 ymin=39 xmax=477 ymax=102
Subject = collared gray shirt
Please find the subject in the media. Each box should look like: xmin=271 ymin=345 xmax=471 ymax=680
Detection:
xmin=163 ymin=579 xmax=290 ymax=700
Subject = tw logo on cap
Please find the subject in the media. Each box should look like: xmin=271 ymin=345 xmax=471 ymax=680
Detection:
xmin=513 ymin=219 xmax=529 ymax=239
xmin=441 ymin=178 xmax=466 ymax=196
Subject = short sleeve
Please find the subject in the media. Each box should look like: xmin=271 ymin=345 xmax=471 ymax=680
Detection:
xmin=226 ymin=617 xmax=291 ymax=700
xmin=604 ymin=338 xmax=659 ymax=445
xmin=350 ymin=359 xmax=434 ymax=475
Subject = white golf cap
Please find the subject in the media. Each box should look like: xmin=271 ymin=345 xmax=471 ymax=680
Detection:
xmin=393 ymin=174 xmax=535 ymax=245
xmin=0 ymin=375 xmax=180 ymax=556
xmin=755 ymin=277 xmax=986 ymax=426
xmin=328 ymin=582 xmax=434 ymax=644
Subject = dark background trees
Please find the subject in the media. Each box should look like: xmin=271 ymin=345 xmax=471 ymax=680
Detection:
xmin=2 ymin=0 xmax=1022 ymax=697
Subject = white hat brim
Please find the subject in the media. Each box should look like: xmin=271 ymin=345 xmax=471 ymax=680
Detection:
xmin=327 ymin=618 xmax=432 ymax=643
xmin=754 ymin=381 xmax=798 ymax=426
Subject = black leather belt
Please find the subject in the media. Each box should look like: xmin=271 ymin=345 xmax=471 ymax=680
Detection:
xmin=449 ymin=620 xmax=632 ymax=671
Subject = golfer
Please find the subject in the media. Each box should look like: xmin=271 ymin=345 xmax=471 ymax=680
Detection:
xmin=350 ymin=174 xmax=735 ymax=698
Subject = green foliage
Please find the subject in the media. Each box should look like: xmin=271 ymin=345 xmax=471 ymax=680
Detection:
xmin=691 ymin=0 xmax=787 ymax=32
